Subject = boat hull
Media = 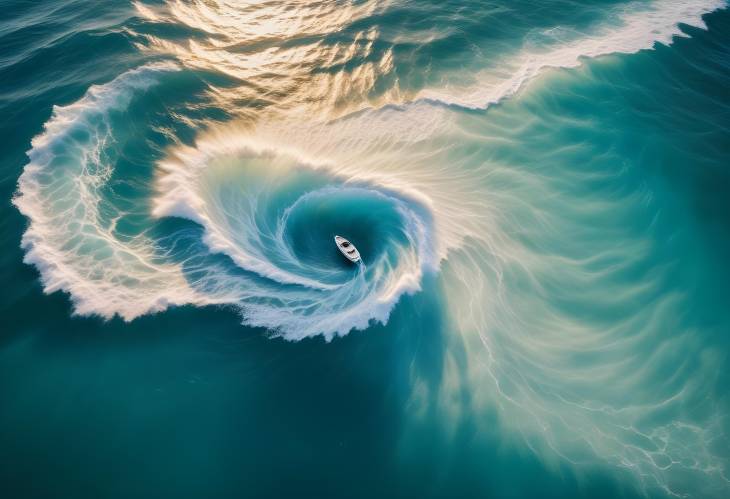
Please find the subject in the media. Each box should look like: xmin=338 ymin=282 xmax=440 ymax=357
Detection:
xmin=334 ymin=235 xmax=361 ymax=263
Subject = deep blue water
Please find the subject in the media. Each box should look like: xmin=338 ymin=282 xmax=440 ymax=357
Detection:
xmin=1 ymin=1 xmax=729 ymax=498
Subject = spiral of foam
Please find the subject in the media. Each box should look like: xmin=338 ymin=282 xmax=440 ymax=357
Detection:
xmin=152 ymin=136 xmax=438 ymax=339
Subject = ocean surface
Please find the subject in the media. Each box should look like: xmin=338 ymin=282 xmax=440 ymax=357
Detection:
xmin=1 ymin=1 xmax=729 ymax=497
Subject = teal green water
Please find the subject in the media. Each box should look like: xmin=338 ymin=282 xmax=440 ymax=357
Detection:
xmin=1 ymin=1 xmax=729 ymax=497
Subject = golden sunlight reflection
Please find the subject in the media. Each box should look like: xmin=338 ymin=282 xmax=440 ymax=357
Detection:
xmin=133 ymin=0 xmax=403 ymax=119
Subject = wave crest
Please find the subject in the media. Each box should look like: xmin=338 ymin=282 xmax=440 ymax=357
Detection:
xmin=12 ymin=62 xmax=197 ymax=321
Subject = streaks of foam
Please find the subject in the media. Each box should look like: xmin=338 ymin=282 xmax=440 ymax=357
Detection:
xmin=419 ymin=0 xmax=728 ymax=109
xmin=152 ymin=132 xmax=438 ymax=340
xmin=13 ymin=62 xmax=200 ymax=320
xmin=246 ymin=94 xmax=730 ymax=496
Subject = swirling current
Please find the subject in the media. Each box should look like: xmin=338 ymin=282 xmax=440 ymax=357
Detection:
xmin=2 ymin=1 xmax=730 ymax=498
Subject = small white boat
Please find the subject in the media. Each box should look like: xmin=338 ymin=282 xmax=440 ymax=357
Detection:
xmin=334 ymin=235 xmax=361 ymax=263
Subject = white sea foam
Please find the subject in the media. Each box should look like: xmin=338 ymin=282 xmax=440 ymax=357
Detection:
xmin=13 ymin=62 xmax=201 ymax=321
xmin=419 ymin=0 xmax=727 ymax=109
xmin=152 ymin=133 xmax=439 ymax=340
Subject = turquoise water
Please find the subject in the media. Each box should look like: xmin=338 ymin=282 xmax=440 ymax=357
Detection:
xmin=1 ymin=1 xmax=730 ymax=497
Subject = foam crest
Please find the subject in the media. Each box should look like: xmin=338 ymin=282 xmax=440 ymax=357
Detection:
xmin=419 ymin=0 xmax=726 ymax=108
xmin=13 ymin=63 xmax=196 ymax=320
